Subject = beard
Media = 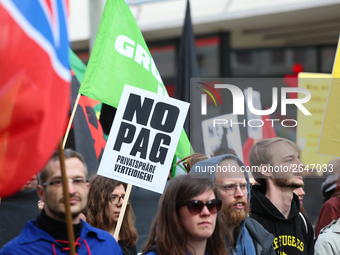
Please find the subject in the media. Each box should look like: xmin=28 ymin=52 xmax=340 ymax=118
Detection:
xmin=273 ymin=177 xmax=303 ymax=189
xmin=48 ymin=207 xmax=82 ymax=220
xmin=45 ymin=195 xmax=84 ymax=221
xmin=222 ymin=199 xmax=250 ymax=228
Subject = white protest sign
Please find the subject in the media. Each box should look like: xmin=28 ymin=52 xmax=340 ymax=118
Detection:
xmin=98 ymin=85 xmax=189 ymax=194
xmin=244 ymin=88 xmax=263 ymax=140
xmin=202 ymin=114 xmax=244 ymax=161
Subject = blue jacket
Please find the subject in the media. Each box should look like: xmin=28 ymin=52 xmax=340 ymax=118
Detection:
xmin=229 ymin=217 xmax=275 ymax=255
xmin=231 ymin=218 xmax=256 ymax=255
xmin=242 ymin=217 xmax=276 ymax=255
xmin=0 ymin=220 xmax=123 ymax=255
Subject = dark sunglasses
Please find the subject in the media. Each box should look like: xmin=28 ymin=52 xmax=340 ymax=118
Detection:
xmin=181 ymin=199 xmax=222 ymax=215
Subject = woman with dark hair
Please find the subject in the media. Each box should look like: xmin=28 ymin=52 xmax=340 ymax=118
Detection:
xmin=86 ymin=175 xmax=138 ymax=255
xmin=142 ymin=174 xmax=227 ymax=255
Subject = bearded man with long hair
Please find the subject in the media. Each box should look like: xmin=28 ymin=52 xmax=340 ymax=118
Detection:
xmin=191 ymin=154 xmax=275 ymax=255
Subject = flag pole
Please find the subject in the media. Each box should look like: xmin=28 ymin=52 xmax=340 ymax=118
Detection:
xmin=63 ymin=93 xmax=81 ymax=148
xmin=113 ymin=183 xmax=132 ymax=240
xmin=58 ymin=140 xmax=76 ymax=255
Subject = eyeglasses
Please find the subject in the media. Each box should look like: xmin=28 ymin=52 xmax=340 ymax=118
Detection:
xmin=181 ymin=199 xmax=222 ymax=215
xmin=110 ymin=195 xmax=129 ymax=205
xmin=217 ymin=182 xmax=252 ymax=195
xmin=42 ymin=178 xmax=87 ymax=187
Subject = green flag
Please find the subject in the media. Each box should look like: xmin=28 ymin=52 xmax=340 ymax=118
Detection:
xmin=69 ymin=48 xmax=103 ymax=115
xmin=69 ymin=49 xmax=86 ymax=82
xmin=79 ymin=0 xmax=191 ymax=176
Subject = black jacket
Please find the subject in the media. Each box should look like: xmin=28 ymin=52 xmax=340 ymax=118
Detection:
xmin=118 ymin=240 xmax=137 ymax=255
xmin=250 ymin=185 xmax=314 ymax=255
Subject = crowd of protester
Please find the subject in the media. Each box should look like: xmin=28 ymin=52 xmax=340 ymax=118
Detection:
xmin=1 ymin=138 xmax=340 ymax=254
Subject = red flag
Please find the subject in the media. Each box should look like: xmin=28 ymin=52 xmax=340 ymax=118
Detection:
xmin=0 ymin=0 xmax=70 ymax=197
xmin=242 ymin=114 xmax=277 ymax=166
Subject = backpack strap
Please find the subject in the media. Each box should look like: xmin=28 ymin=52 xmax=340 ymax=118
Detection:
xmin=299 ymin=212 xmax=308 ymax=234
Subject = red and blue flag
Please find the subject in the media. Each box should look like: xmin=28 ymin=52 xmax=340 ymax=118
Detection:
xmin=0 ymin=0 xmax=70 ymax=197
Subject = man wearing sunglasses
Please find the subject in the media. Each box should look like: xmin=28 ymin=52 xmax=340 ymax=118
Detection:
xmin=249 ymin=137 xmax=314 ymax=255
xmin=191 ymin=154 xmax=275 ymax=255
xmin=1 ymin=149 xmax=123 ymax=255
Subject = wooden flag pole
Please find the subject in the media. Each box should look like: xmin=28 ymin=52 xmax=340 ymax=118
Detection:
xmin=63 ymin=93 xmax=81 ymax=148
xmin=113 ymin=183 xmax=132 ymax=240
xmin=58 ymin=140 xmax=76 ymax=255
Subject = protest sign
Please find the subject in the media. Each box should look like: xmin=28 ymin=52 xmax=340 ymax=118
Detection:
xmin=79 ymin=0 xmax=191 ymax=177
xmin=297 ymin=73 xmax=333 ymax=165
xmin=202 ymin=114 xmax=243 ymax=161
xmin=98 ymin=85 xmax=189 ymax=193
xmin=244 ymin=88 xmax=263 ymax=140
xmin=318 ymin=37 xmax=340 ymax=158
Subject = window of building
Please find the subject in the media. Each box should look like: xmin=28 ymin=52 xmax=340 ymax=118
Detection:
xmin=321 ymin=47 xmax=336 ymax=73
xmin=195 ymin=37 xmax=220 ymax=77
xmin=231 ymin=47 xmax=318 ymax=76
xmin=271 ymin=49 xmax=285 ymax=65
xmin=149 ymin=45 xmax=176 ymax=79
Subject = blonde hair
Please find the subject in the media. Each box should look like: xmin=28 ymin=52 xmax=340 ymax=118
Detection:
xmin=249 ymin=137 xmax=299 ymax=188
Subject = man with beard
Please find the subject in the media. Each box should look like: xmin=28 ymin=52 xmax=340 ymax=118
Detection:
xmin=249 ymin=137 xmax=314 ymax=255
xmin=1 ymin=149 xmax=123 ymax=255
xmin=191 ymin=154 xmax=275 ymax=255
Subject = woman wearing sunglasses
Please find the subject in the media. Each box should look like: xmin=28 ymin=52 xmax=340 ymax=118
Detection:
xmin=142 ymin=174 xmax=227 ymax=255
xmin=86 ymin=175 xmax=138 ymax=255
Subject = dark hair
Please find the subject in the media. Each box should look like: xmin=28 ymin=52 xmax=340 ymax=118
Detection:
xmin=38 ymin=149 xmax=88 ymax=185
xmin=324 ymin=176 xmax=340 ymax=202
xmin=86 ymin=175 xmax=138 ymax=247
xmin=142 ymin=174 xmax=227 ymax=255
xmin=249 ymin=137 xmax=299 ymax=189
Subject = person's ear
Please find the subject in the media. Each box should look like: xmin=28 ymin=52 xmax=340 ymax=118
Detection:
xmin=259 ymin=164 xmax=272 ymax=178
xmin=37 ymin=185 xmax=46 ymax=202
